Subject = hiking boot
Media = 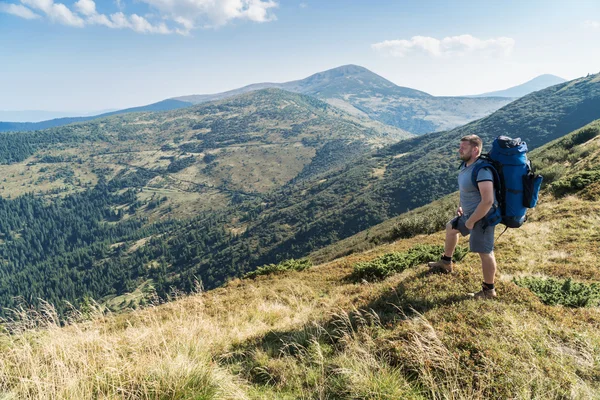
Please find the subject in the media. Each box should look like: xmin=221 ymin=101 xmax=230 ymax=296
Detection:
xmin=427 ymin=259 xmax=453 ymax=274
xmin=468 ymin=286 xmax=497 ymax=300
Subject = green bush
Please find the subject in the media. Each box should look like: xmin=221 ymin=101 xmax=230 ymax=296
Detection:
xmin=550 ymin=170 xmax=600 ymax=197
xmin=244 ymin=259 xmax=312 ymax=279
xmin=351 ymin=244 xmax=468 ymax=282
xmin=537 ymin=163 xmax=566 ymax=187
xmin=567 ymin=146 xmax=592 ymax=164
xmin=514 ymin=276 xmax=600 ymax=307
xmin=392 ymin=208 xmax=452 ymax=240
xmin=381 ymin=196 xmax=458 ymax=242
xmin=562 ymin=126 xmax=600 ymax=149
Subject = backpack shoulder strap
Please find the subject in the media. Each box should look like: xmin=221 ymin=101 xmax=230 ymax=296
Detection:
xmin=470 ymin=156 xmax=499 ymax=191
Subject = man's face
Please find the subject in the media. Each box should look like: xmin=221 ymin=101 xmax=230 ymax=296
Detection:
xmin=459 ymin=141 xmax=476 ymax=162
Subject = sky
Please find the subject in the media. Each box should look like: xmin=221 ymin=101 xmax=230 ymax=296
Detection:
xmin=1 ymin=0 xmax=600 ymax=118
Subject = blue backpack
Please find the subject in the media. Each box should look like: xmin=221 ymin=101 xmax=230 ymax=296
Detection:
xmin=471 ymin=136 xmax=543 ymax=229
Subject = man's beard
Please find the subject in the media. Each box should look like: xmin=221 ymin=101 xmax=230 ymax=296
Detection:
xmin=459 ymin=153 xmax=472 ymax=162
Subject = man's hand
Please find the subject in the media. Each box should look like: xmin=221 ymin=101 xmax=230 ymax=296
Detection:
xmin=465 ymin=219 xmax=474 ymax=230
xmin=457 ymin=206 xmax=463 ymax=216
xmin=464 ymin=181 xmax=494 ymax=231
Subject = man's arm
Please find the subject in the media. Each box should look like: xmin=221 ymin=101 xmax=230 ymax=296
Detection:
xmin=465 ymin=181 xmax=494 ymax=229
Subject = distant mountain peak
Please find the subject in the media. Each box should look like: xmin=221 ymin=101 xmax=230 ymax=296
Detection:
xmin=535 ymin=73 xmax=565 ymax=80
xmin=467 ymin=74 xmax=567 ymax=98
xmin=322 ymin=64 xmax=371 ymax=74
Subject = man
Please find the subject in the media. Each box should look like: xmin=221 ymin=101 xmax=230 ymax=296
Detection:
xmin=427 ymin=135 xmax=497 ymax=299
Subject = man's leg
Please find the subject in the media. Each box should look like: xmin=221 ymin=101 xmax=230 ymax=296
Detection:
xmin=444 ymin=222 xmax=461 ymax=258
xmin=428 ymin=221 xmax=461 ymax=273
xmin=479 ymin=251 xmax=497 ymax=284
xmin=469 ymin=223 xmax=497 ymax=299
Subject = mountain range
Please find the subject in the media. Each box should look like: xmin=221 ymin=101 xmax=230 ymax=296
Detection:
xmin=173 ymin=64 xmax=515 ymax=134
xmin=0 ymin=99 xmax=193 ymax=133
xmin=1 ymin=65 xmax=564 ymax=135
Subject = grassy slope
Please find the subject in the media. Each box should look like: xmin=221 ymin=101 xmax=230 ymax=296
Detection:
xmin=1 ymin=123 xmax=599 ymax=399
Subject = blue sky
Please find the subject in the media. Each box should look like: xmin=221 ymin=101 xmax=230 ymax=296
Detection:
xmin=1 ymin=0 xmax=600 ymax=117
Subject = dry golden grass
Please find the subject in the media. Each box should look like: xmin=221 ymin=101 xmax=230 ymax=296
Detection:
xmin=0 ymin=194 xmax=599 ymax=399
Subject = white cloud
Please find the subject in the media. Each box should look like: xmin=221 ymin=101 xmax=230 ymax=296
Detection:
xmin=174 ymin=15 xmax=194 ymax=30
xmin=86 ymin=12 xmax=112 ymax=27
xmin=4 ymin=0 xmax=278 ymax=35
xmin=74 ymin=0 xmax=95 ymax=16
xmin=0 ymin=1 xmax=39 ymax=19
xmin=372 ymin=34 xmax=515 ymax=58
xmin=80 ymin=7 xmax=172 ymax=34
xmin=584 ymin=20 xmax=600 ymax=29
xmin=130 ymin=13 xmax=171 ymax=34
xmin=21 ymin=0 xmax=85 ymax=26
xmin=140 ymin=0 xmax=278 ymax=32
xmin=72 ymin=0 xmax=172 ymax=34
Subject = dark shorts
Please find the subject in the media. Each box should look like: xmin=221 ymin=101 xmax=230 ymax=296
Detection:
xmin=450 ymin=215 xmax=495 ymax=254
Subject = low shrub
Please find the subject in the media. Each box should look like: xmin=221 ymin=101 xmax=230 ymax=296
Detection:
xmin=537 ymin=163 xmax=566 ymax=187
xmin=351 ymin=244 xmax=468 ymax=282
xmin=514 ymin=276 xmax=600 ymax=307
xmin=562 ymin=126 xmax=600 ymax=149
xmin=391 ymin=202 xmax=455 ymax=240
xmin=550 ymin=170 xmax=600 ymax=197
xmin=244 ymin=258 xmax=312 ymax=279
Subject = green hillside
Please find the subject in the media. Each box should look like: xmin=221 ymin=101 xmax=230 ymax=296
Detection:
xmin=0 ymin=119 xmax=598 ymax=399
xmin=41 ymin=73 xmax=598 ymax=314
xmin=0 ymin=89 xmax=409 ymax=213
xmin=310 ymin=119 xmax=600 ymax=264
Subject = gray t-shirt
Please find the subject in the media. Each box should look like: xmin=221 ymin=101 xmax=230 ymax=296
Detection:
xmin=458 ymin=159 xmax=494 ymax=215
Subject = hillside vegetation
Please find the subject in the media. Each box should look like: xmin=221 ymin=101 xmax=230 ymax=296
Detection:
xmin=310 ymin=118 xmax=600 ymax=264
xmin=0 ymin=89 xmax=408 ymax=211
xmin=1 ymin=121 xmax=599 ymax=398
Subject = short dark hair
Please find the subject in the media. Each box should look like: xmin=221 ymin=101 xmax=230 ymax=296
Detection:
xmin=460 ymin=135 xmax=483 ymax=155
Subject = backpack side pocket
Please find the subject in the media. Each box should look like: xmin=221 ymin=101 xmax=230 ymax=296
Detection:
xmin=523 ymin=172 xmax=543 ymax=208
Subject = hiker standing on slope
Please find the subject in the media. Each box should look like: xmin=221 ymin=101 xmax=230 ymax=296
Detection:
xmin=428 ymin=135 xmax=497 ymax=299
